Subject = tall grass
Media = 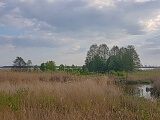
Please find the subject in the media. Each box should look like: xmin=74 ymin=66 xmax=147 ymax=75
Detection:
xmin=127 ymin=69 xmax=160 ymax=82
xmin=0 ymin=70 xmax=160 ymax=120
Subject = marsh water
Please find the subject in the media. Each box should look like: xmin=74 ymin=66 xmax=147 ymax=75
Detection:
xmin=122 ymin=84 xmax=158 ymax=101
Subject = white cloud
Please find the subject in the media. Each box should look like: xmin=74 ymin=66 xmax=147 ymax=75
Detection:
xmin=135 ymin=0 xmax=154 ymax=3
xmin=140 ymin=13 xmax=160 ymax=32
xmin=87 ymin=0 xmax=116 ymax=8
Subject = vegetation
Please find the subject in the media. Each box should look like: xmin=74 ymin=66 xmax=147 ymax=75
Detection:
xmin=127 ymin=69 xmax=160 ymax=82
xmin=40 ymin=61 xmax=56 ymax=72
xmin=85 ymin=44 xmax=141 ymax=73
xmin=13 ymin=57 xmax=26 ymax=69
xmin=0 ymin=70 xmax=160 ymax=120
xmin=1 ymin=44 xmax=160 ymax=119
xmin=12 ymin=57 xmax=32 ymax=72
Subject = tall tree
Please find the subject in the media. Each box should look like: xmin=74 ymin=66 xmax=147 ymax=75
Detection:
xmin=110 ymin=46 xmax=120 ymax=56
xmin=97 ymin=44 xmax=110 ymax=60
xmin=85 ymin=44 xmax=98 ymax=65
xmin=13 ymin=57 xmax=26 ymax=68
xmin=127 ymin=45 xmax=141 ymax=68
xmin=85 ymin=44 xmax=141 ymax=72
xmin=106 ymin=56 xmax=122 ymax=71
xmin=87 ymin=55 xmax=106 ymax=73
xmin=117 ymin=45 xmax=141 ymax=71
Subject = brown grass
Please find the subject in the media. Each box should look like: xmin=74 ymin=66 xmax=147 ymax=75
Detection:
xmin=127 ymin=69 xmax=160 ymax=82
xmin=0 ymin=70 xmax=160 ymax=120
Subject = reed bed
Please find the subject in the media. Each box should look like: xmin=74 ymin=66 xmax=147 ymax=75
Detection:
xmin=127 ymin=69 xmax=160 ymax=82
xmin=0 ymin=70 xmax=160 ymax=120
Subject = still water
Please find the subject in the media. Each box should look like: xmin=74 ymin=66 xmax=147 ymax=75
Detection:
xmin=122 ymin=84 xmax=158 ymax=101
xmin=136 ymin=85 xmax=156 ymax=101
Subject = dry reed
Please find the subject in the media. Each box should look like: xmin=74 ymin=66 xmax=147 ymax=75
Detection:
xmin=0 ymin=70 xmax=160 ymax=120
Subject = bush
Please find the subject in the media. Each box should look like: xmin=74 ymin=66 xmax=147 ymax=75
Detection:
xmin=40 ymin=61 xmax=56 ymax=72
xmin=109 ymin=70 xmax=126 ymax=76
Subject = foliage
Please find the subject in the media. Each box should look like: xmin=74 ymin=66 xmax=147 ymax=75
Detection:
xmin=106 ymin=56 xmax=122 ymax=71
xmin=109 ymin=70 xmax=126 ymax=76
xmin=85 ymin=44 xmax=109 ymax=66
xmin=40 ymin=61 xmax=56 ymax=72
xmin=86 ymin=55 xmax=106 ymax=73
xmin=40 ymin=63 xmax=46 ymax=71
xmin=80 ymin=65 xmax=90 ymax=75
xmin=12 ymin=57 xmax=33 ymax=72
xmin=13 ymin=57 xmax=26 ymax=68
xmin=46 ymin=61 xmax=56 ymax=71
xmin=85 ymin=44 xmax=141 ymax=72
xmin=59 ymin=64 xmax=65 ymax=71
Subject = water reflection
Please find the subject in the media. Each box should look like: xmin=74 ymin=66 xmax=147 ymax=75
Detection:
xmin=121 ymin=84 xmax=158 ymax=101
xmin=136 ymin=85 xmax=156 ymax=101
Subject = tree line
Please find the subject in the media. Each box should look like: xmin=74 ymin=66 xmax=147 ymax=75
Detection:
xmin=12 ymin=44 xmax=141 ymax=74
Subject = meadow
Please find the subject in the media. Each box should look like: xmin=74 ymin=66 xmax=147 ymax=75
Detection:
xmin=0 ymin=69 xmax=160 ymax=120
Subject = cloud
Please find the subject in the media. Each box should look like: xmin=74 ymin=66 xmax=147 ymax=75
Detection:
xmin=0 ymin=0 xmax=160 ymax=65
xmin=140 ymin=14 xmax=160 ymax=32
xmin=135 ymin=0 xmax=155 ymax=3
xmin=0 ymin=35 xmax=68 ymax=48
xmin=137 ymin=35 xmax=160 ymax=55
xmin=2 ymin=0 xmax=158 ymax=34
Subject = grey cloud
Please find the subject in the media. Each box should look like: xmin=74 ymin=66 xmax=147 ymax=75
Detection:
xmin=0 ymin=0 xmax=160 ymax=51
xmin=140 ymin=35 xmax=160 ymax=54
xmin=2 ymin=0 xmax=159 ymax=35
xmin=0 ymin=35 xmax=67 ymax=48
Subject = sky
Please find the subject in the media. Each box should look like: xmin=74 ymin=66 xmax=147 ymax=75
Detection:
xmin=0 ymin=0 xmax=160 ymax=66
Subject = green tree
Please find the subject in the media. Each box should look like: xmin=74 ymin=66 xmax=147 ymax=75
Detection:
xmin=116 ymin=45 xmax=141 ymax=71
xmin=87 ymin=55 xmax=106 ymax=73
xmin=46 ymin=61 xmax=56 ymax=71
xmin=40 ymin=61 xmax=56 ymax=72
xmin=59 ymin=64 xmax=65 ymax=71
xmin=110 ymin=46 xmax=120 ymax=56
xmin=40 ymin=63 xmax=46 ymax=71
xmin=81 ymin=65 xmax=89 ymax=74
xmin=106 ymin=56 xmax=122 ymax=71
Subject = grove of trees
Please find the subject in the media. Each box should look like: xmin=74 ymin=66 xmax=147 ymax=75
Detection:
xmin=85 ymin=44 xmax=141 ymax=73
xmin=12 ymin=44 xmax=141 ymax=74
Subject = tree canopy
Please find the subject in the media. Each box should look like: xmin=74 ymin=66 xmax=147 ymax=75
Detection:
xmin=13 ymin=57 xmax=26 ymax=68
xmin=40 ymin=61 xmax=56 ymax=72
xmin=85 ymin=44 xmax=141 ymax=72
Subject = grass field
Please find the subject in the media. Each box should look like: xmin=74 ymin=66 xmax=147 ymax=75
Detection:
xmin=0 ymin=70 xmax=160 ymax=120
xmin=127 ymin=69 xmax=160 ymax=81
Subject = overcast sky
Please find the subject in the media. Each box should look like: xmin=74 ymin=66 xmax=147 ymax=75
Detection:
xmin=0 ymin=0 xmax=160 ymax=66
